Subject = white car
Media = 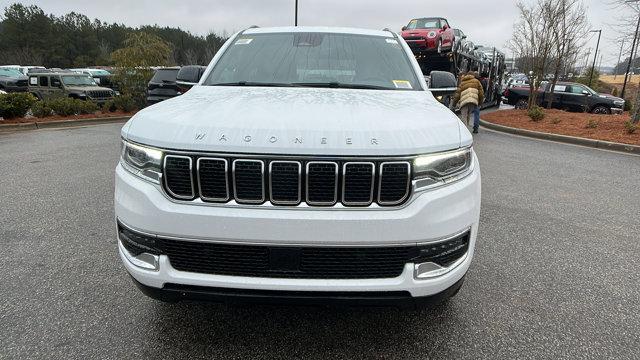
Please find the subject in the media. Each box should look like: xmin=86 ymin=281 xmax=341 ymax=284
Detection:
xmin=115 ymin=26 xmax=481 ymax=307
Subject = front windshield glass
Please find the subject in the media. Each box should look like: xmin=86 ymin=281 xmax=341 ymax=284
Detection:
xmin=61 ymin=75 xmax=96 ymax=86
xmin=204 ymin=32 xmax=420 ymax=90
xmin=0 ymin=68 xmax=23 ymax=77
xmin=406 ymin=18 xmax=440 ymax=30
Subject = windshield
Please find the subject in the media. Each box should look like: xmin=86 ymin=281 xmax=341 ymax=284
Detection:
xmin=406 ymin=19 xmax=440 ymax=30
xmin=0 ymin=68 xmax=23 ymax=77
xmin=89 ymin=70 xmax=111 ymax=76
xmin=204 ymin=32 xmax=419 ymax=90
xmin=151 ymin=69 xmax=179 ymax=82
xmin=61 ymin=75 xmax=96 ymax=86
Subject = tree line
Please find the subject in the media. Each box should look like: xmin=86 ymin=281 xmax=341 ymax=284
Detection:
xmin=0 ymin=3 xmax=228 ymax=68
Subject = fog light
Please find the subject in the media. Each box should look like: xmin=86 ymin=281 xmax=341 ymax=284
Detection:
xmin=412 ymin=230 xmax=470 ymax=279
xmin=119 ymin=242 xmax=159 ymax=271
xmin=117 ymin=222 xmax=161 ymax=271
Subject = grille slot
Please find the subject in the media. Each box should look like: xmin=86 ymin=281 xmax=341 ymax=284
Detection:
xmin=197 ymin=158 xmax=228 ymax=202
xmin=378 ymin=162 xmax=411 ymax=205
xmin=233 ymin=160 xmax=265 ymax=204
xmin=164 ymin=155 xmax=194 ymax=199
xmin=306 ymin=162 xmax=338 ymax=206
xmin=342 ymin=162 xmax=375 ymax=206
xmin=269 ymin=161 xmax=301 ymax=205
xmin=88 ymin=90 xmax=113 ymax=99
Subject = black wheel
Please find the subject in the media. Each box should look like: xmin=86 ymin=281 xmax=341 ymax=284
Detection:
xmin=515 ymin=99 xmax=528 ymax=110
xmin=591 ymin=105 xmax=610 ymax=115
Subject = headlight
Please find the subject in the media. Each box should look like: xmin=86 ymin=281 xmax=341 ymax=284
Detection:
xmin=614 ymin=100 xmax=624 ymax=107
xmin=121 ymin=140 xmax=163 ymax=183
xmin=413 ymin=147 xmax=473 ymax=190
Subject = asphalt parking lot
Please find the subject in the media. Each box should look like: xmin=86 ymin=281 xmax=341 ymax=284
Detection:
xmin=1 ymin=122 xmax=639 ymax=359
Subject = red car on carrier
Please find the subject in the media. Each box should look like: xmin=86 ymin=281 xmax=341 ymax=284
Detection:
xmin=401 ymin=17 xmax=455 ymax=55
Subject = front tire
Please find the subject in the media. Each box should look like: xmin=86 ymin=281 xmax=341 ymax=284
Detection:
xmin=591 ymin=105 xmax=610 ymax=115
xmin=515 ymin=99 xmax=528 ymax=110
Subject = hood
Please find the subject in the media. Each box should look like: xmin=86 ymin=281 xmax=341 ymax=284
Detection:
xmin=0 ymin=74 xmax=27 ymax=82
xmin=123 ymin=86 xmax=470 ymax=156
xmin=597 ymin=93 xmax=624 ymax=102
xmin=67 ymin=85 xmax=113 ymax=92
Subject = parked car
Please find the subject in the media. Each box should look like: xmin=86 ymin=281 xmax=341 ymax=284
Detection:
xmin=69 ymin=68 xmax=115 ymax=89
xmin=175 ymin=65 xmax=206 ymax=93
xmin=0 ymin=89 xmax=7 ymax=95
xmin=115 ymin=26 xmax=478 ymax=307
xmin=452 ymin=28 xmax=470 ymax=54
xmin=146 ymin=67 xmax=180 ymax=105
xmin=503 ymin=81 xmax=625 ymax=114
xmin=0 ymin=67 xmax=28 ymax=92
xmin=401 ymin=17 xmax=455 ymax=55
xmin=28 ymin=72 xmax=115 ymax=104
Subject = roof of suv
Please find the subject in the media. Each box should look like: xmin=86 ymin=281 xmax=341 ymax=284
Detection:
xmin=243 ymin=26 xmax=394 ymax=38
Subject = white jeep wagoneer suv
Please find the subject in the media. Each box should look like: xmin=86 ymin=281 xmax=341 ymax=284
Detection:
xmin=115 ymin=26 xmax=480 ymax=307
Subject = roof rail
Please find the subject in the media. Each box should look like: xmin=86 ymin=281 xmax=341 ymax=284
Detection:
xmin=240 ymin=25 xmax=259 ymax=35
xmin=382 ymin=28 xmax=398 ymax=38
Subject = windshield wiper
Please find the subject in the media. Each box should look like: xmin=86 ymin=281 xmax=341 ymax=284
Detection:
xmin=210 ymin=81 xmax=294 ymax=87
xmin=291 ymin=82 xmax=395 ymax=90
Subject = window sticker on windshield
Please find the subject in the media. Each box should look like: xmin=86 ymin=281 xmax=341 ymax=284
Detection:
xmin=235 ymin=38 xmax=253 ymax=45
xmin=386 ymin=39 xmax=399 ymax=44
xmin=392 ymin=80 xmax=412 ymax=89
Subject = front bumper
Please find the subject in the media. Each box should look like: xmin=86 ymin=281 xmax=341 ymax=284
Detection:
xmin=611 ymin=107 xmax=623 ymax=115
xmin=115 ymin=155 xmax=481 ymax=300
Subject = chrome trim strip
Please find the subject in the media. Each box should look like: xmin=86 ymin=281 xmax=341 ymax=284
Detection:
xmin=232 ymin=159 xmax=265 ymax=204
xmin=163 ymin=155 xmax=195 ymax=200
xmin=342 ymin=162 xmax=375 ymax=206
xmin=117 ymin=219 xmax=473 ymax=248
xmin=117 ymin=239 xmax=159 ymax=271
xmin=269 ymin=160 xmax=302 ymax=205
xmin=196 ymin=157 xmax=229 ymax=202
xmin=377 ymin=161 xmax=411 ymax=206
xmin=305 ymin=161 xmax=339 ymax=206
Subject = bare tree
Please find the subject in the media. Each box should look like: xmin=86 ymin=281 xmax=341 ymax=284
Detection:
xmin=508 ymin=0 xmax=563 ymax=109
xmin=545 ymin=0 xmax=588 ymax=109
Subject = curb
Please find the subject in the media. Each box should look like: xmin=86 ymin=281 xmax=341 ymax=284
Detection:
xmin=480 ymin=119 xmax=640 ymax=155
xmin=0 ymin=116 xmax=130 ymax=133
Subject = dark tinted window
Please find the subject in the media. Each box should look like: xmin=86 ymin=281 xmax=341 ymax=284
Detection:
xmin=39 ymin=76 xmax=49 ymax=86
xmin=177 ymin=66 xmax=205 ymax=82
xmin=151 ymin=69 xmax=179 ymax=82
xmin=204 ymin=32 xmax=419 ymax=90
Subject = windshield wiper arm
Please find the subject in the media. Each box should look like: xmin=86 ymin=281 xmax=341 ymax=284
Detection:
xmin=291 ymin=82 xmax=395 ymax=90
xmin=210 ymin=81 xmax=294 ymax=87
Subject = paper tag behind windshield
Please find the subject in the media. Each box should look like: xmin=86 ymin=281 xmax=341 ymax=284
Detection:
xmin=393 ymin=80 xmax=412 ymax=89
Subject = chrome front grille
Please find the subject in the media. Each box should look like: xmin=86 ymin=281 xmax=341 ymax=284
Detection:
xmin=163 ymin=154 xmax=411 ymax=207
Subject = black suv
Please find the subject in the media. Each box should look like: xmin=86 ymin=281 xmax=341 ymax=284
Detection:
xmin=0 ymin=68 xmax=28 ymax=92
xmin=146 ymin=67 xmax=180 ymax=105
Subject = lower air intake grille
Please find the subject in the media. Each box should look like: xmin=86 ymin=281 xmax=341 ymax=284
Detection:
xmin=164 ymin=155 xmax=194 ymax=199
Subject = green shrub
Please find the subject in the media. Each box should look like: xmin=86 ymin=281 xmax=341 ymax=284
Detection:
xmin=624 ymin=120 xmax=638 ymax=134
xmin=527 ymin=105 xmax=545 ymax=122
xmin=44 ymin=97 xmax=99 ymax=116
xmin=102 ymin=99 xmax=117 ymax=113
xmin=112 ymin=94 xmax=137 ymax=112
xmin=31 ymin=101 xmax=53 ymax=118
xmin=586 ymin=119 xmax=598 ymax=129
xmin=624 ymin=99 xmax=632 ymax=112
xmin=611 ymin=88 xmax=618 ymax=97
xmin=0 ymin=92 xmax=37 ymax=119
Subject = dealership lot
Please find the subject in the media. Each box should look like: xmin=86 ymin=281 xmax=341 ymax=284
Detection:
xmin=1 ymin=123 xmax=639 ymax=359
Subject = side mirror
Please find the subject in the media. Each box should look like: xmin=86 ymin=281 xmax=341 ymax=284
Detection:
xmin=429 ymin=71 xmax=458 ymax=98
xmin=176 ymin=65 xmax=205 ymax=91
xmin=462 ymin=35 xmax=467 ymax=39
xmin=401 ymin=26 xmax=407 ymax=31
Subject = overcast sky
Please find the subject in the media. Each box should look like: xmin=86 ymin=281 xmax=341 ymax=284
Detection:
xmin=0 ymin=0 xmax=628 ymax=67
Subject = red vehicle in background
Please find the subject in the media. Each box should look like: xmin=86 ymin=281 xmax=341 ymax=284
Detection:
xmin=401 ymin=17 xmax=455 ymax=55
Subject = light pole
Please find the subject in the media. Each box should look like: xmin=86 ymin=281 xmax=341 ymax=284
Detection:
xmin=588 ymin=29 xmax=601 ymax=87
xmin=615 ymin=39 xmax=625 ymax=80
xmin=622 ymin=0 xmax=640 ymax=99
xmin=294 ymin=0 xmax=298 ymax=26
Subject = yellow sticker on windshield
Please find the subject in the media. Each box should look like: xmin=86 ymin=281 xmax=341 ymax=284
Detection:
xmin=393 ymin=80 xmax=412 ymax=89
